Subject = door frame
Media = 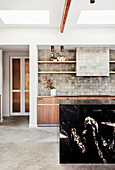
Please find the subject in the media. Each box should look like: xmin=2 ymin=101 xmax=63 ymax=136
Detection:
xmin=10 ymin=56 xmax=29 ymax=116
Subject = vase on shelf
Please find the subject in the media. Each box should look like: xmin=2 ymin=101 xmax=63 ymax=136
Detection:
xmin=40 ymin=75 xmax=56 ymax=96
xmin=50 ymin=89 xmax=56 ymax=96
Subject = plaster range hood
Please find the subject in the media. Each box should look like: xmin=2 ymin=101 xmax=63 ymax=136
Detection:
xmin=76 ymin=47 xmax=109 ymax=76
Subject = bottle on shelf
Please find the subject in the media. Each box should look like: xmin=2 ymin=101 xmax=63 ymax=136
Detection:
xmin=50 ymin=52 xmax=57 ymax=61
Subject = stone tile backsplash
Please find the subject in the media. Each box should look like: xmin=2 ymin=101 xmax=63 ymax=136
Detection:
xmin=38 ymin=63 xmax=75 ymax=72
xmin=38 ymin=49 xmax=115 ymax=96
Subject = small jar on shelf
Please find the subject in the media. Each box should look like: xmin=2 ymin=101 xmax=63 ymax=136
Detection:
xmin=50 ymin=53 xmax=57 ymax=61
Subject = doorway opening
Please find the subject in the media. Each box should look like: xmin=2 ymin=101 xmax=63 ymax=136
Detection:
xmin=0 ymin=45 xmax=30 ymax=126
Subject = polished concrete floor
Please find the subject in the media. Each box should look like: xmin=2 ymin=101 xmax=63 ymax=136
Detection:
xmin=0 ymin=116 xmax=115 ymax=170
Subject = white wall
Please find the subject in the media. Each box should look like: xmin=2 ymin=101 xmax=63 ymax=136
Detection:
xmin=0 ymin=50 xmax=3 ymax=121
xmin=0 ymin=50 xmax=3 ymax=94
xmin=3 ymin=51 xmax=29 ymax=117
xmin=0 ymin=28 xmax=115 ymax=45
xmin=29 ymin=45 xmax=38 ymax=128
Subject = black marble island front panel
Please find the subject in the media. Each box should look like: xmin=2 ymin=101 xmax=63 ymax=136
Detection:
xmin=60 ymin=104 xmax=115 ymax=164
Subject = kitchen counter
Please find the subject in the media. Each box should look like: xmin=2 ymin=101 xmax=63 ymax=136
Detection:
xmin=38 ymin=95 xmax=115 ymax=97
xmin=38 ymin=95 xmax=115 ymax=98
xmin=58 ymin=98 xmax=115 ymax=105
xmin=38 ymin=96 xmax=115 ymax=104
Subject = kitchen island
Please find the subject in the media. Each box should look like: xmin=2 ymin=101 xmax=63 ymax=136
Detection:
xmin=58 ymin=99 xmax=115 ymax=164
xmin=37 ymin=96 xmax=115 ymax=125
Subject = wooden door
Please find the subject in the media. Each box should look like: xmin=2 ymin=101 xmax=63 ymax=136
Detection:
xmin=10 ymin=57 xmax=29 ymax=115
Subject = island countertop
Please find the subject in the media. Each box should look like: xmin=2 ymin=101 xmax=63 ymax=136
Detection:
xmin=38 ymin=95 xmax=115 ymax=99
xmin=57 ymin=98 xmax=115 ymax=105
xmin=37 ymin=96 xmax=115 ymax=104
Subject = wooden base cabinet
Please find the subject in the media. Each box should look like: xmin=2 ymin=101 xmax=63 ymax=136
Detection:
xmin=37 ymin=97 xmax=59 ymax=125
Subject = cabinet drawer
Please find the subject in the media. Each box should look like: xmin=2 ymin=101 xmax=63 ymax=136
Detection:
xmin=37 ymin=97 xmax=43 ymax=104
xmin=43 ymin=97 xmax=58 ymax=104
xmin=37 ymin=97 xmax=58 ymax=104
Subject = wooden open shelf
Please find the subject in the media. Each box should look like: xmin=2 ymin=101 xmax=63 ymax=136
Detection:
xmin=109 ymin=71 xmax=115 ymax=74
xmin=109 ymin=61 xmax=115 ymax=63
xmin=38 ymin=60 xmax=115 ymax=64
xmin=38 ymin=61 xmax=115 ymax=74
xmin=109 ymin=60 xmax=115 ymax=73
xmin=38 ymin=71 xmax=76 ymax=74
xmin=38 ymin=60 xmax=76 ymax=74
xmin=38 ymin=61 xmax=76 ymax=64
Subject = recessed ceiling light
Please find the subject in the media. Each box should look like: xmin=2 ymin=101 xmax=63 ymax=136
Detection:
xmin=0 ymin=10 xmax=49 ymax=24
xmin=77 ymin=10 xmax=115 ymax=25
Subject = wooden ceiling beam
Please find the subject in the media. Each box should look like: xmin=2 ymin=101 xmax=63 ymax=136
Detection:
xmin=60 ymin=0 xmax=72 ymax=33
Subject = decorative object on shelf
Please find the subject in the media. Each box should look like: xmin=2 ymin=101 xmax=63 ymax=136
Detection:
xmin=90 ymin=0 xmax=95 ymax=3
xmin=40 ymin=75 xmax=56 ymax=96
xmin=51 ymin=46 xmax=54 ymax=52
xmin=57 ymin=56 xmax=66 ymax=61
xmin=50 ymin=53 xmax=58 ymax=61
xmin=50 ymin=53 xmax=55 ymax=61
xmin=61 ymin=46 xmax=64 ymax=52
xmin=50 ymin=89 xmax=56 ymax=96
xmin=51 ymin=53 xmax=54 ymax=57
xmin=53 ymin=59 xmax=57 ymax=62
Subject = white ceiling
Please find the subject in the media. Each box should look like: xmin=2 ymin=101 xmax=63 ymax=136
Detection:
xmin=0 ymin=0 xmax=114 ymax=28
xmin=0 ymin=0 xmax=64 ymax=28
xmin=67 ymin=0 xmax=115 ymax=28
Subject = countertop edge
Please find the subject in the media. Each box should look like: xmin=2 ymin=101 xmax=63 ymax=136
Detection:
xmin=37 ymin=96 xmax=115 ymax=98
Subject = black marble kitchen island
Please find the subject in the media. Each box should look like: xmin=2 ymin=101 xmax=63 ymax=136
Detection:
xmin=58 ymin=99 xmax=115 ymax=164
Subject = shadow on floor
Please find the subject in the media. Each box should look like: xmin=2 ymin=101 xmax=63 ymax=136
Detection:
xmin=0 ymin=116 xmax=29 ymax=127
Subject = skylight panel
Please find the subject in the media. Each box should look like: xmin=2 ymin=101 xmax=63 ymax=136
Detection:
xmin=77 ymin=10 xmax=115 ymax=25
xmin=0 ymin=10 xmax=49 ymax=24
